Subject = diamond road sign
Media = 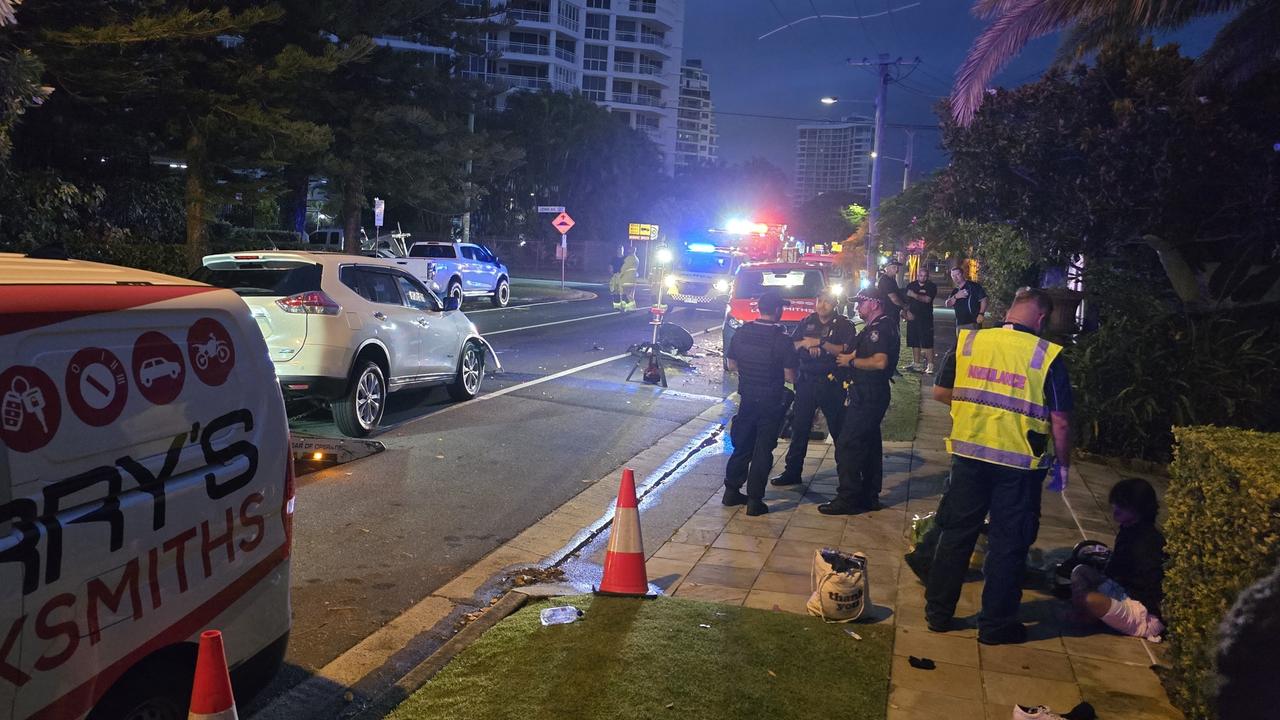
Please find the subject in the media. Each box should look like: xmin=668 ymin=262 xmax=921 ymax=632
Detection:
xmin=551 ymin=212 xmax=575 ymax=234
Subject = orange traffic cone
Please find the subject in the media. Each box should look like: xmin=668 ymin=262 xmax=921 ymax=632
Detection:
xmin=188 ymin=630 xmax=237 ymax=720
xmin=596 ymin=468 xmax=654 ymax=596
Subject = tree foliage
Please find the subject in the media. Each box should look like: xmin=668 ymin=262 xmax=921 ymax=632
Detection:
xmin=937 ymin=42 xmax=1280 ymax=308
xmin=792 ymin=190 xmax=866 ymax=246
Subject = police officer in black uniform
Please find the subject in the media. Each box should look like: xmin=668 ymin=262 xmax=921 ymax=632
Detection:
xmin=724 ymin=290 xmax=798 ymax=516
xmin=770 ymin=287 xmax=858 ymax=487
xmin=821 ymin=289 xmax=899 ymax=515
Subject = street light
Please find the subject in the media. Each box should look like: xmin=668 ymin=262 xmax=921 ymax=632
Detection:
xmin=820 ymin=96 xmax=839 ymax=105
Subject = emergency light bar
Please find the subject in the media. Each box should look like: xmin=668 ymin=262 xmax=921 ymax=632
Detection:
xmin=686 ymin=242 xmax=717 ymax=253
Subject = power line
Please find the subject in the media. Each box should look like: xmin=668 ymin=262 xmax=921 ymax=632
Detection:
xmin=708 ymin=107 xmax=939 ymax=130
xmin=848 ymin=0 xmax=882 ymax=54
xmin=884 ymin=0 xmax=906 ymax=51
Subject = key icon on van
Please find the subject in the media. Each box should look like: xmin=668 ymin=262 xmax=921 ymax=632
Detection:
xmin=3 ymin=375 xmax=49 ymax=433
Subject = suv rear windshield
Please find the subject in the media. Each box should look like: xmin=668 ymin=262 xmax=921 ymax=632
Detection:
xmin=734 ymin=269 xmax=825 ymax=299
xmin=409 ymin=244 xmax=457 ymax=259
xmin=192 ymin=261 xmax=322 ymax=297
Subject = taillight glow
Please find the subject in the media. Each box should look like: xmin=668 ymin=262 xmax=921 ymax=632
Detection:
xmin=276 ymin=291 xmax=341 ymax=315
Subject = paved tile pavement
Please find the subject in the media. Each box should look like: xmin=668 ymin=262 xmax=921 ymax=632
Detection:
xmin=644 ymin=315 xmax=1183 ymax=719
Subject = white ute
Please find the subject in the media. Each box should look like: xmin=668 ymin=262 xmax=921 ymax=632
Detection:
xmin=0 ymin=253 xmax=293 ymax=720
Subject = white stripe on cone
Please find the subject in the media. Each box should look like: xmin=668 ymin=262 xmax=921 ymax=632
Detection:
xmin=189 ymin=709 xmax=238 ymax=720
xmin=607 ymin=507 xmax=644 ymax=555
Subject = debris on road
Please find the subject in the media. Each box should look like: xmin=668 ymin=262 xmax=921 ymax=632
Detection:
xmin=507 ymin=566 xmax=567 ymax=587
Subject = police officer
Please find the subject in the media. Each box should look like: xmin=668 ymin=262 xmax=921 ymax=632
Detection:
xmin=924 ymin=288 xmax=1073 ymax=644
xmin=724 ymin=290 xmax=798 ymax=516
xmin=770 ymin=287 xmax=858 ymax=487
xmin=820 ymin=289 xmax=899 ymax=515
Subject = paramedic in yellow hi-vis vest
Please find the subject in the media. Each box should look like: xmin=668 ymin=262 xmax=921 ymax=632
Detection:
xmin=924 ymin=288 xmax=1073 ymax=645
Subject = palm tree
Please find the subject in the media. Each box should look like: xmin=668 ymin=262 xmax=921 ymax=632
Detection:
xmin=951 ymin=0 xmax=1279 ymax=125
xmin=1 ymin=1 xmax=19 ymax=26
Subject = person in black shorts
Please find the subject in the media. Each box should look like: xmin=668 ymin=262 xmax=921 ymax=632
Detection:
xmin=724 ymin=290 xmax=799 ymax=516
xmin=876 ymin=259 xmax=907 ymax=330
xmin=905 ymin=268 xmax=938 ymax=373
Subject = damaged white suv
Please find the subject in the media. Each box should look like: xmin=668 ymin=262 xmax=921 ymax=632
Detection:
xmin=196 ymin=251 xmax=496 ymax=436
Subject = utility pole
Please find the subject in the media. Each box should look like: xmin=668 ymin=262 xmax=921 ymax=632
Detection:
xmin=461 ymin=108 xmax=475 ymax=244
xmin=902 ymin=129 xmax=914 ymax=192
xmin=850 ymin=54 xmax=919 ymax=276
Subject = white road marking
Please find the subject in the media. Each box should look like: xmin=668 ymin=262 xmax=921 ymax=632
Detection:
xmin=484 ymin=310 xmax=622 ymax=335
xmin=466 ymin=297 xmax=588 ymax=314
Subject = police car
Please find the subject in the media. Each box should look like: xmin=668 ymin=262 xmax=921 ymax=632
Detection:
xmin=0 ymin=253 xmax=292 ymax=720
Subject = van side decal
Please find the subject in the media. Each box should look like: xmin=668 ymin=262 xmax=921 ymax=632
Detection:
xmin=0 ymin=285 xmax=218 ymax=337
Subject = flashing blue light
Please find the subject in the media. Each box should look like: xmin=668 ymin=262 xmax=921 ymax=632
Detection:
xmin=686 ymin=242 xmax=718 ymax=253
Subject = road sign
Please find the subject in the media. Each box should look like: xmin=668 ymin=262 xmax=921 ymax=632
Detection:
xmin=373 ymin=197 xmax=385 ymax=227
xmin=551 ymin=212 xmax=575 ymax=234
xmin=537 ymin=205 xmax=566 ymax=214
xmin=627 ymin=223 xmax=659 ymax=241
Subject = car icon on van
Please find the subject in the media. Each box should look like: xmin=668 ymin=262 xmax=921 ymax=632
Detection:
xmin=138 ymin=357 xmax=180 ymax=387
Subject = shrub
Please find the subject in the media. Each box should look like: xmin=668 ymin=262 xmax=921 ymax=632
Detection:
xmin=1164 ymin=426 xmax=1280 ymax=719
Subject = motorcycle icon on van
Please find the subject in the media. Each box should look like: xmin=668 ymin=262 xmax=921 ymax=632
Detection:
xmin=138 ymin=357 xmax=181 ymax=388
xmin=192 ymin=333 xmax=232 ymax=370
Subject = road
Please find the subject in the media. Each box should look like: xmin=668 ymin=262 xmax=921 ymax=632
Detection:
xmin=253 ymin=280 xmax=733 ymax=707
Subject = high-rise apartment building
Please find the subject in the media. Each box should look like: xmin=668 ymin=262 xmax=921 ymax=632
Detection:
xmin=458 ymin=0 xmax=686 ymax=176
xmin=792 ymin=117 xmax=874 ymax=206
xmin=675 ymin=59 xmax=718 ymax=172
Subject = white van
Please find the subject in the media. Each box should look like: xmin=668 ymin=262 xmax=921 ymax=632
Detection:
xmin=0 ymin=254 xmax=293 ymax=720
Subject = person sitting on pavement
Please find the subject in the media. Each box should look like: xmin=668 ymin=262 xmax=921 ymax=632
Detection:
xmin=945 ymin=266 xmax=988 ymax=332
xmin=904 ymin=267 xmax=938 ymax=374
xmin=770 ymin=287 xmax=858 ymax=487
xmin=924 ymin=287 xmax=1073 ymax=645
xmin=1070 ymin=477 xmax=1166 ymax=641
xmin=819 ymin=289 xmax=898 ymax=516
xmin=723 ymin=289 xmax=798 ymax=516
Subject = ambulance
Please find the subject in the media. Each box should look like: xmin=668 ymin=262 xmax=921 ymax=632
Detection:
xmin=721 ymin=261 xmax=830 ymax=367
xmin=0 ymin=253 xmax=293 ymax=720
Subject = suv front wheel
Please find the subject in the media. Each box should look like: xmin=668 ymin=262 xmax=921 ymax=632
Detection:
xmin=491 ymin=277 xmax=510 ymax=307
xmin=447 ymin=340 xmax=485 ymax=401
xmin=334 ymin=360 xmax=386 ymax=437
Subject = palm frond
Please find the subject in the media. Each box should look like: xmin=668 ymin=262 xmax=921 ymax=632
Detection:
xmin=972 ymin=0 xmax=1024 ymax=20
xmin=952 ymin=0 xmax=1098 ymax=125
xmin=0 ymin=0 xmax=21 ymax=27
xmin=1191 ymin=0 xmax=1280 ymax=90
xmin=1052 ymin=11 xmax=1142 ymax=66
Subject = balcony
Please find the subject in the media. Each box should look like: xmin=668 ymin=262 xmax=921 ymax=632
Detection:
xmin=463 ymin=70 xmax=576 ymax=94
xmin=485 ymin=39 xmax=550 ymax=56
xmin=615 ymin=30 xmax=669 ymax=49
xmin=613 ymin=61 xmax=663 ymax=76
xmin=557 ymin=13 xmax=580 ymax=32
xmin=616 ymin=0 xmax=678 ymax=28
xmin=508 ymin=8 xmax=551 ymax=23
xmin=555 ymin=46 xmax=577 ymax=63
xmin=610 ymin=92 xmax=665 ymax=108
xmin=584 ymin=27 xmax=609 ymax=40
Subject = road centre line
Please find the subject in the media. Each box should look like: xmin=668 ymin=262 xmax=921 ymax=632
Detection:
xmin=484 ymin=310 xmax=621 ymax=335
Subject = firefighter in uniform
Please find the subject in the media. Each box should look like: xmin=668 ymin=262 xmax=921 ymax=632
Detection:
xmin=724 ymin=290 xmax=798 ymax=516
xmin=923 ymin=287 xmax=1073 ymax=645
xmin=820 ymin=290 xmax=899 ymax=515
xmin=770 ymin=287 xmax=857 ymax=486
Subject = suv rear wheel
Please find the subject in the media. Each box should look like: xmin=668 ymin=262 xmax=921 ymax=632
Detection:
xmin=491 ymin=277 xmax=510 ymax=307
xmin=334 ymin=360 xmax=386 ymax=436
xmin=447 ymin=340 xmax=485 ymax=401
xmin=447 ymin=279 xmax=464 ymax=306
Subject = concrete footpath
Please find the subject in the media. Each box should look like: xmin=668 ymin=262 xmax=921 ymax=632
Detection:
xmin=629 ymin=311 xmax=1182 ymax=720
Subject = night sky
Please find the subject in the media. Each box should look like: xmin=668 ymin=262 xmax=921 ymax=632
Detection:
xmin=684 ymin=0 xmax=1227 ymax=200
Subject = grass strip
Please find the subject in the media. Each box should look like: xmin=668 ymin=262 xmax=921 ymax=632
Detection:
xmin=388 ymin=594 xmax=892 ymax=720
xmin=882 ymin=332 xmax=922 ymax=442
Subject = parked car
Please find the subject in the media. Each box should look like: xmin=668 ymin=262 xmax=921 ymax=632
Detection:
xmin=722 ymin=262 xmax=830 ymax=368
xmin=194 ymin=251 xmax=496 ymax=436
xmin=398 ymin=241 xmax=510 ymax=308
xmin=0 ymin=253 xmax=292 ymax=720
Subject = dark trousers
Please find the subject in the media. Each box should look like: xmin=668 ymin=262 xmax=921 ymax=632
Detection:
xmin=725 ymin=396 xmax=786 ymax=501
xmin=780 ymin=375 xmax=846 ymax=479
xmin=924 ymin=455 xmax=1045 ymax=637
xmin=833 ymin=383 xmax=890 ymax=508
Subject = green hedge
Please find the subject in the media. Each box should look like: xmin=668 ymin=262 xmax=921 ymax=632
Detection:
xmin=1165 ymin=426 xmax=1280 ymax=719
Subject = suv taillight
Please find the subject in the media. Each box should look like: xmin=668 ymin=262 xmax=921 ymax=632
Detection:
xmin=276 ymin=291 xmax=341 ymax=315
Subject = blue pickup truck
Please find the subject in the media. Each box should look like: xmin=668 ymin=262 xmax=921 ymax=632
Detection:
xmin=395 ymin=241 xmax=511 ymax=307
